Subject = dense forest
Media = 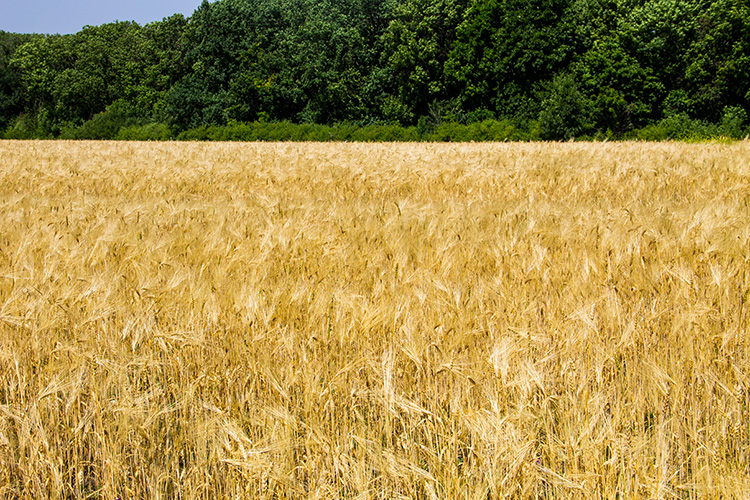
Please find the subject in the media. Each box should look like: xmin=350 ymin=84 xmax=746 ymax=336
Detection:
xmin=1 ymin=0 xmax=749 ymax=141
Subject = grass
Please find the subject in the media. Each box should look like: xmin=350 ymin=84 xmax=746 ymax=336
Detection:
xmin=0 ymin=140 xmax=748 ymax=499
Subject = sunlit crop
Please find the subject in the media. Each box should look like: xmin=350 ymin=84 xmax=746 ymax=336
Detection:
xmin=0 ymin=140 xmax=748 ymax=499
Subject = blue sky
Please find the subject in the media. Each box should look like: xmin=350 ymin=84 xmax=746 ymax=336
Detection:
xmin=0 ymin=0 xmax=205 ymax=35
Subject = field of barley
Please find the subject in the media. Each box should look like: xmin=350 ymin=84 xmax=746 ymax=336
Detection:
xmin=0 ymin=140 xmax=749 ymax=499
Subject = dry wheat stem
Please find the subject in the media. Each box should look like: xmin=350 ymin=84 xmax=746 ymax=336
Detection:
xmin=0 ymin=140 xmax=748 ymax=499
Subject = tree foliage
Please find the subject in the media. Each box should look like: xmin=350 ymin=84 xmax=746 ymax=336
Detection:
xmin=447 ymin=0 xmax=577 ymax=118
xmin=2 ymin=0 xmax=749 ymax=140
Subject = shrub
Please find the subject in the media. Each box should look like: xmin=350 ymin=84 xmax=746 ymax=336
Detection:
xmin=719 ymin=106 xmax=748 ymax=139
xmin=60 ymin=100 xmax=142 ymax=140
xmin=117 ymin=123 xmax=173 ymax=141
xmin=629 ymin=114 xmax=718 ymax=141
xmin=538 ymin=74 xmax=594 ymax=140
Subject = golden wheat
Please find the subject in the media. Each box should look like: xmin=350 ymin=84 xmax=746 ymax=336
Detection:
xmin=0 ymin=140 xmax=748 ymax=499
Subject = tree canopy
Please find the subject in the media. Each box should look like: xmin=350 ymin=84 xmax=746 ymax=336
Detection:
xmin=1 ymin=0 xmax=748 ymax=140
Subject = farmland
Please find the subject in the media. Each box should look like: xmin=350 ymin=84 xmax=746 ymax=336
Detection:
xmin=0 ymin=140 xmax=749 ymax=499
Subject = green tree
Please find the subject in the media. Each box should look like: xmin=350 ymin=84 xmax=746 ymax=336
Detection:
xmin=378 ymin=0 xmax=470 ymax=122
xmin=136 ymin=14 xmax=189 ymax=118
xmin=251 ymin=0 xmax=387 ymax=123
xmin=538 ymin=73 xmax=593 ymax=139
xmin=10 ymin=34 xmax=74 ymax=126
xmin=575 ymin=42 xmax=662 ymax=132
xmin=561 ymin=0 xmax=663 ymax=133
xmin=165 ymin=0 xmax=258 ymax=128
xmin=681 ymin=0 xmax=750 ymax=121
xmin=168 ymin=0 xmax=389 ymax=127
xmin=447 ymin=0 xmax=577 ymax=119
xmin=11 ymin=20 xmax=186 ymax=130
xmin=623 ymin=0 xmax=704 ymax=87
xmin=0 ymin=32 xmax=35 ymax=130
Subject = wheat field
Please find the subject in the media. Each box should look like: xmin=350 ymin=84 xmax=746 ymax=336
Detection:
xmin=0 ymin=140 xmax=748 ymax=499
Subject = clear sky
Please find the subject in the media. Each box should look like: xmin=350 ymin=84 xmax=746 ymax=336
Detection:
xmin=0 ymin=0 xmax=205 ymax=35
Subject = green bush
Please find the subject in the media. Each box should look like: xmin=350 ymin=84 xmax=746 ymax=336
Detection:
xmin=538 ymin=74 xmax=594 ymax=141
xmin=629 ymin=114 xmax=718 ymax=141
xmin=175 ymin=121 xmax=421 ymax=142
xmin=719 ymin=106 xmax=748 ymax=139
xmin=351 ymin=124 xmax=419 ymax=142
xmin=3 ymin=112 xmax=56 ymax=139
xmin=9 ymin=114 xmax=744 ymax=142
xmin=116 ymin=123 xmax=173 ymax=141
xmin=165 ymin=116 xmax=749 ymax=143
xmin=60 ymin=100 xmax=142 ymax=140
xmin=425 ymin=119 xmax=538 ymax=142
xmin=170 ymin=119 xmax=549 ymax=142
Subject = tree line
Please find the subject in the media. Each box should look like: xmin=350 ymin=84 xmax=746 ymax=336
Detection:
xmin=1 ymin=0 xmax=749 ymax=141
